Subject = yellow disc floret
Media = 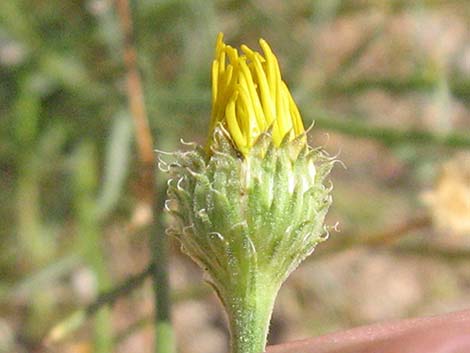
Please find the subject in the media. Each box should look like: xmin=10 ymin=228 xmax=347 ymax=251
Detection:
xmin=208 ymin=33 xmax=305 ymax=156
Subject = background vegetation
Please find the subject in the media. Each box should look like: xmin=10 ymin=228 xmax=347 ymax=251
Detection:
xmin=1 ymin=1 xmax=469 ymax=353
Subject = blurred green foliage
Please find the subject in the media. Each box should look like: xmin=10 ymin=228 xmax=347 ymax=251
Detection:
xmin=0 ymin=1 xmax=469 ymax=352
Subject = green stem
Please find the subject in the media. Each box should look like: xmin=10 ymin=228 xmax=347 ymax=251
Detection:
xmin=227 ymin=285 xmax=277 ymax=353
xmin=152 ymin=196 xmax=176 ymax=353
xmin=73 ymin=143 xmax=113 ymax=353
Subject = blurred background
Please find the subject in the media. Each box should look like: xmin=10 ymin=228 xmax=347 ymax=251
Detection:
xmin=1 ymin=1 xmax=470 ymax=353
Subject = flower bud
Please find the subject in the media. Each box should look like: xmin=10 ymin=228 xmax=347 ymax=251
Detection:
xmin=163 ymin=33 xmax=334 ymax=353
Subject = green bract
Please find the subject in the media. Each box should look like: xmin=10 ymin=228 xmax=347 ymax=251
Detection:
xmin=163 ymin=126 xmax=333 ymax=353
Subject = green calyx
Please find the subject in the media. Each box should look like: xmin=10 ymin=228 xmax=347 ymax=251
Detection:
xmin=163 ymin=127 xmax=334 ymax=353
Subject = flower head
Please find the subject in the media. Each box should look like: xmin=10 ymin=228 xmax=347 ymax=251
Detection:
xmin=208 ymin=33 xmax=305 ymax=156
xmin=164 ymin=33 xmax=334 ymax=353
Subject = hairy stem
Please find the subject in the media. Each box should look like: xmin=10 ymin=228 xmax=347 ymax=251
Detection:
xmin=224 ymin=281 xmax=278 ymax=353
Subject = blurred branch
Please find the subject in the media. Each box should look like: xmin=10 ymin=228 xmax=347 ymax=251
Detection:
xmin=391 ymin=243 xmax=470 ymax=262
xmin=116 ymin=284 xmax=212 ymax=344
xmin=114 ymin=1 xmax=175 ymax=353
xmin=45 ymin=265 xmax=211 ymax=345
xmin=44 ymin=264 xmax=154 ymax=345
xmin=115 ymin=0 xmax=153 ymax=165
xmin=358 ymin=215 xmax=431 ymax=246
xmin=316 ymin=214 xmax=470 ymax=262
xmin=87 ymin=265 xmax=153 ymax=314
xmin=307 ymin=112 xmax=470 ymax=149
xmin=315 ymin=214 xmax=432 ymax=259
xmin=323 ymin=75 xmax=470 ymax=104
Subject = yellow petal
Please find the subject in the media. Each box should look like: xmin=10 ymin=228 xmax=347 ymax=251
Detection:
xmin=207 ymin=33 xmax=305 ymax=156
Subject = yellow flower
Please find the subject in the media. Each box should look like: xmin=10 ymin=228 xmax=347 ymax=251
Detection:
xmin=208 ymin=33 xmax=305 ymax=156
xmin=166 ymin=33 xmax=334 ymax=353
